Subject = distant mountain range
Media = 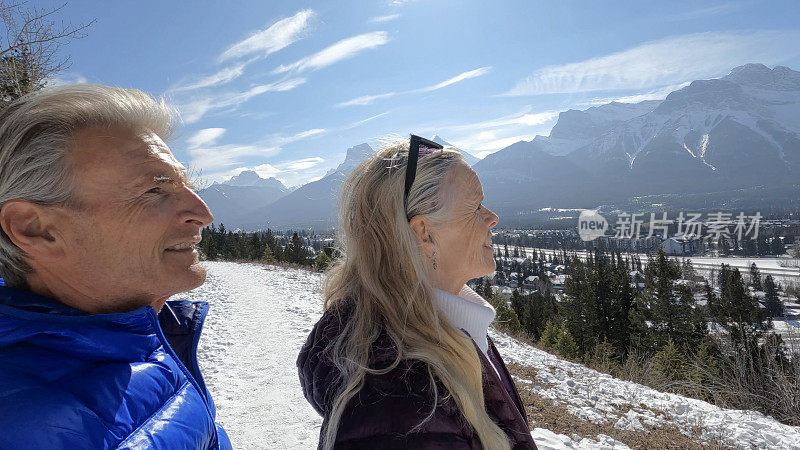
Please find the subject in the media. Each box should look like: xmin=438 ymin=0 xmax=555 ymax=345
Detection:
xmin=474 ymin=63 xmax=800 ymax=225
xmin=200 ymin=63 xmax=800 ymax=230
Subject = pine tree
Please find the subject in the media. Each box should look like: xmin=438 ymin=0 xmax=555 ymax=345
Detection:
xmin=287 ymin=232 xmax=307 ymax=265
xmin=262 ymin=244 xmax=276 ymax=262
xmin=640 ymin=247 xmax=684 ymax=352
xmin=750 ymin=263 xmax=762 ymax=291
xmin=538 ymin=319 xmax=559 ymax=350
xmin=764 ymin=275 xmax=783 ymax=318
xmin=562 ymin=255 xmax=594 ymax=355
xmin=314 ymin=251 xmax=331 ymax=271
xmin=652 ymin=340 xmax=687 ymax=381
xmin=714 ymin=268 xmax=767 ymax=350
xmin=554 ymin=323 xmax=581 ymax=360
xmin=588 ymin=339 xmax=620 ymax=374
xmin=487 ymin=293 xmax=522 ymax=334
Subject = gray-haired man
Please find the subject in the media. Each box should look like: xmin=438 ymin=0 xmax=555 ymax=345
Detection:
xmin=0 ymin=84 xmax=231 ymax=449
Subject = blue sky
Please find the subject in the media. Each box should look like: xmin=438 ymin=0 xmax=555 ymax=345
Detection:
xmin=44 ymin=0 xmax=800 ymax=187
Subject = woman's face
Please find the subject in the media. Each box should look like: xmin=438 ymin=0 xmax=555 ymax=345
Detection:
xmin=432 ymin=164 xmax=499 ymax=293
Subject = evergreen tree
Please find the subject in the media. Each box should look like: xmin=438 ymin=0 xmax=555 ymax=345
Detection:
xmin=652 ymin=340 xmax=687 ymax=381
xmin=553 ymin=323 xmax=581 ymax=360
xmin=609 ymin=255 xmax=635 ymax=355
xmin=287 ymin=232 xmax=308 ymax=265
xmin=749 ymin=263 xmax=762 ymax=291
xmin=538 ymin=319 xmax=559 ymax=351
xmin=686 ymin=339 xmax=721 ymax=397
xmin=764 ymin=275 xmax=783 ymax=318
xmin=487 ymin=293 xmax=521 ymax=334
xmin=562 ymin=255 xmax=594 ymax=355
xmin=262 ymin=244 xmax=276 ymax=262
xmin=314 ymin=251 xmax=332 ymax=271
xmin=639 ymin=248 xmax=683 ymax=351
xmin=587 ymin=339 xmax=620 ymax=374
xmin=770 ymin=236 xmax=784 ymax=256
xmin=714 ymin=268 xmax=768 ymax=350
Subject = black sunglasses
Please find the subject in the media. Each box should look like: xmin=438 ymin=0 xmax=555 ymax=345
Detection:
xmin=404 ymin=134 xmax=444 ymax=220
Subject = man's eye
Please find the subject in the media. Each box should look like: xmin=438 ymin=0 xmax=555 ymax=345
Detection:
xmin=145 ymin=187 xmax=162 ymax=194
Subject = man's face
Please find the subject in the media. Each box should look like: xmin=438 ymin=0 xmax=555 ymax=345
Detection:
xmin=51 ymin=126 xmax=213 ymax=312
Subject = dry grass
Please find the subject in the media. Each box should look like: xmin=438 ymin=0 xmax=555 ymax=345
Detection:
xmin=506 ymin=363 xmax=733 ymax=450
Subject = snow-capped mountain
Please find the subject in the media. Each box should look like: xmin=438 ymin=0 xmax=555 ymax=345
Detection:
xmin=198 ymin=171 xmax=290 ymax=229
xmin=570 ymin=63 xmax=800 ymax=188
xmin=240 ymin=143 xmax=376 ymax=229
xmin=474 ymin=64 xmax=800 ymax=224
xmin=203 ymin=64 xmax=800 ymax=230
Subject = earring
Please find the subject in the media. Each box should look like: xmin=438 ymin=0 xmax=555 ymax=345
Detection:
xmin=432 ymin=250 xmax=438 ymax=270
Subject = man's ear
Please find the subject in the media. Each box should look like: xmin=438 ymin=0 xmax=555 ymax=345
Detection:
xmin=0 ymin=200 xmax=64 ymax=262
xmin=408 ymin=215 xmax=435 ymax=258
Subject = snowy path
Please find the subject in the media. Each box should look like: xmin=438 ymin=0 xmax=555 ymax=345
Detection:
xmin=183 ymin=262 xmax=324 ymax=449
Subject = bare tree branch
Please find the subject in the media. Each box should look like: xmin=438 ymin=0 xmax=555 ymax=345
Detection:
xmin=0 ymin=1 xmax=94 ymax=106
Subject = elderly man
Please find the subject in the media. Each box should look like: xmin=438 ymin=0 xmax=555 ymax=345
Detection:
xmin=0 ymin=84 xmax=231 ymax=449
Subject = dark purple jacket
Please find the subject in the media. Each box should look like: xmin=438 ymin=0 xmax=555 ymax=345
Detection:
xmin=297 ymin=305 xmax=538 ymax=449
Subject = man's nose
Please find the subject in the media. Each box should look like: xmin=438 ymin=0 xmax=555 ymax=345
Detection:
xmin=181 ymin=188 xmax=214 ymax=227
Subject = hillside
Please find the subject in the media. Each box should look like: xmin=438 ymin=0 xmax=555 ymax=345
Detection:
xmin=182 ymin=262 xmax=799 ymax=449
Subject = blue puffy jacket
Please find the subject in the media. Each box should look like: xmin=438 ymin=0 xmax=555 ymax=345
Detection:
xmin=0 ymin=285 xmax=232 ymax=449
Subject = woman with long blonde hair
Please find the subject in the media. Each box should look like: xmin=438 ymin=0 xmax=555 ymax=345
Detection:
xmin=298 ymin=136 xmax=537 ymax=449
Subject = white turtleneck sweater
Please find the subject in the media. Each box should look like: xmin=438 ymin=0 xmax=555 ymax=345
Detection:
xmin=433 ymin=285 xmax=501 ymax=376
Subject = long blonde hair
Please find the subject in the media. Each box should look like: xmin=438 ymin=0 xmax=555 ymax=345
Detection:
xmin=321 ymin=141 xmax=510 ymax=449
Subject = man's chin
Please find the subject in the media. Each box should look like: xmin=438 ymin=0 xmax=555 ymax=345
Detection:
xmin=164 ymin=264 xmax=208 ymax=296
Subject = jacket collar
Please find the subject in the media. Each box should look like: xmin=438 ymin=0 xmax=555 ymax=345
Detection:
xmin=0 ymin=285 xmax=88 ymax=316
xmin=0 ymin=286 xmax=208 ymax=360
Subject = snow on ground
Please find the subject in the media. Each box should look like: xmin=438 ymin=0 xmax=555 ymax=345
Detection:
xmin=181 ymin=262 xmax=799 ymax=449
xmin=490 ymin=329 xmax=800 ymax=449
xmin=183 ymin=262 xmax=324 ymax=449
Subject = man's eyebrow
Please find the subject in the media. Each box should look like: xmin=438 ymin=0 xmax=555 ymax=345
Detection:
xmin=152 ymin=172 xmax=197 ymax=190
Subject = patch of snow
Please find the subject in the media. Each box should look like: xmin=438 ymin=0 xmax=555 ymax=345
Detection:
xmin=490 ymin=328 xmax=800 ymax=449
xmin=532 ymin=428 xmax=631 ymax=449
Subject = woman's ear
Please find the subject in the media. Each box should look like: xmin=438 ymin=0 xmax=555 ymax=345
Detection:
xmin=408 ymin=215 xmax=435 ymax=258
xmin=0 ymin=200 xmax=64 ymax=262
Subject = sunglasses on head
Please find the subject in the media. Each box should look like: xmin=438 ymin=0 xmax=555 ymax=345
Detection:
xmin=404 ymin=134 xmax=444 ymax=220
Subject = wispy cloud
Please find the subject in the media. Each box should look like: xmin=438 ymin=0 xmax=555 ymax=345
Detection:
xmin=187 ymin=143 xmax=282 ymax=170
xmin=274 ymin=31 xmax=390 ymax=74
xmin=418 ymin=109 xmax=559 ymax=156
xmin=279 ymin=156 xmax=325 ymax=170
xmin=48 ymin=72 xmax=88 ymax=86
xmin=346 ymin=111 xmax=390 ymax=128
xmin=337 ymin=92 xmax=398 ymax=107
xmin=504 ymin=30 xmax=800 ymax=96
xmin=336 ymin=66 xmax=491 ymax=107
xmin=219 ymin=9 xmax=315 ymax=62
xmin=420 ymin=67 xmax=491 ymax=92
xmin=188 ymin=128 xmax=227 ymax=147
xmin=583 ymin=82 xmax=691 ymax=106
xmin=275 ymin=128 xmax=326 ymax=145
xmin=174 ymin=63 xmax=248 ymax=91
xmin=186 ymin=127 xmax=325 ymax=172
xmin=222 ymin=156 xmax=329 ymax=187
xmin=370 ymin=14 xmax=400 ymax=23
xmin=465 ymin=134 xmax=538 ymax=156
xmin=431 ymin=110 xmax=559 ymax=134
xmin=665 ymin=3 xmax=746 ymax=22
xmin=178 ymin=78 xmax=306 ymax=123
